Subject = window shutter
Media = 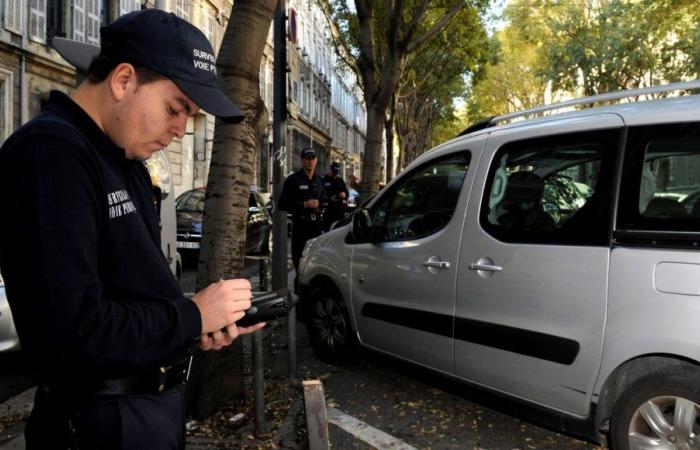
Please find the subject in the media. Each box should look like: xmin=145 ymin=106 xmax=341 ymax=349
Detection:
xmin=175 ymin=0 xmax=189 ymax=21
xmin=119 ymin=0 xmax=139 ymax=16
xmin=202 ymin=8 xmax=213 ymax=45
xmin=4 ymin=0 xmax=23 ymax=34
xmin=86 ymin=0 xmax=100 ymax=46
xmin=29 ymin=0 xmax=46 ymax=42
xmin=73 ymin=0 xmax=85 ymax=42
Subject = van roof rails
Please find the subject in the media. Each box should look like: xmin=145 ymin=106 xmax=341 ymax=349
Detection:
xmin=489 ymin=79 xmax=700 ymax=126
xmin=457 ymin=116 xmax=496 ymax=137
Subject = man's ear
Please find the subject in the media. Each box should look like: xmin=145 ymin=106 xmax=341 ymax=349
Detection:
xmin=109 ymin=63 xmax=137 ymax=101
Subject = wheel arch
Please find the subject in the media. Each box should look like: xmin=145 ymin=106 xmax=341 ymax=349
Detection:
xmin=300 ymin=274 xmax=346 ymax=316
xmin=595 ymin=353 xmax=700 ymax=432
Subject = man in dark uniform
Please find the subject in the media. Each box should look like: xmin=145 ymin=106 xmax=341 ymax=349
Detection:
xmin=322 ymin=161 xmax=349 ymax=231
xmin=279 ymin=148 xmax=326 ymax=271
xmin=0 ymin=10 xmax=263 ymax=450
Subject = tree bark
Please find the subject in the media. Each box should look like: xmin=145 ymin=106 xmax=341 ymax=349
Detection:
xmin=186 ymin=0 xmax=275 ymax=420
xmin=384 ymin=97 xmax=396 ymax=182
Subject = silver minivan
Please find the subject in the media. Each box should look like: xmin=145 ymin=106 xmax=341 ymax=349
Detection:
xmin=298 ymin=81 xmax=700 ymax=449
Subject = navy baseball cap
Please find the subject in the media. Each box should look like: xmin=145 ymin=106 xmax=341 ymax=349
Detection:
xmin=55 ymin=9 xmax=244 ymax=124
xmin=301 ymin=148 xmax=317 ymax=159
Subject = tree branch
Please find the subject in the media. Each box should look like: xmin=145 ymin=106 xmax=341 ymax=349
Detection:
xmin=355 ymin=0 xmax=379 ymax=97
xmin=406 ymin=0 xmax=463 ymax=53
xmin=316 ymin=0 xmax=362 ymax=83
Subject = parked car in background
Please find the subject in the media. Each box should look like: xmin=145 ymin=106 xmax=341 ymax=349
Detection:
xmin=298 ymin=81 xmax=700 ymax=449
xmin=346 ymin=187 xmax=360 ymax=213
xmin=0 ymin=273 xmax=20 ymax=353
xmin=176 ymin=187 xmax=273 ymax=259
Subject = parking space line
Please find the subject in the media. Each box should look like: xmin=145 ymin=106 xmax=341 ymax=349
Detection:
xmin=326 ymin=407 xmax=418 ymax=450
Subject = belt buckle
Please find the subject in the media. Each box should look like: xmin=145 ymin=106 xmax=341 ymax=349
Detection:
xmin=158 ymin=356 xmax=193 ymax=392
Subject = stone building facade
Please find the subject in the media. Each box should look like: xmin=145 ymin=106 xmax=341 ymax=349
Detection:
xmin=0 ymin=0 xmax=232 ymax=198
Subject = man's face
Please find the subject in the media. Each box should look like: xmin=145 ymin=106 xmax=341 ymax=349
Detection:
xmin=108 ymin=77 xmax=200 ymax=161
xmin=302 ymin=156 xmax=317 ymax=173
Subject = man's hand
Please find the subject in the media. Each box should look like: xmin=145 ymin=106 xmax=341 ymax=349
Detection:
xmin=192 ymin=279 xmax=251 ymax=335
xmin=339 ymin=192 xmax=346 ymax=199
xmin=304 ymin=199 xmax=319 ymax=209
xmin=198 ymin=322 xmax=265 ymax=351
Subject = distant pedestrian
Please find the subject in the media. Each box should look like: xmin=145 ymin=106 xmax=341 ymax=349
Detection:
xmin=0 ymin=9 xmax=263 ymax=450
xmin=322 ymin=161 xmax=349 ymax=231
xmin=278 ymin=148 xmax=326 ymax=271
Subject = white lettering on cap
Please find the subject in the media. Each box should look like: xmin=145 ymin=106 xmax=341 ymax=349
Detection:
xmin=192 ymin=48 xmax=217 ymax=74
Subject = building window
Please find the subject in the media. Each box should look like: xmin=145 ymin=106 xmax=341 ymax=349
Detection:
xmin=119 ymin=0 xmax=140 ymax=16
xmin=202 ymin=7 xmax=214 ymax=47
xmin=47 ymin=1 xmax=65 ymax=41
xmin=29 ymin=0 xmax=47 ymax=43
xmin=174 ymin=0 xmax=189 ymax=21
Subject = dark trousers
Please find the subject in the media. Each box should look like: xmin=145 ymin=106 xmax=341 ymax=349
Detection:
xmin=291 ymin=219 xmax=322 ymax=271
xmin=26 ymin=385 xmax=186 ymax=450
xmin=323 ymin=206 xmax=346 ymax=231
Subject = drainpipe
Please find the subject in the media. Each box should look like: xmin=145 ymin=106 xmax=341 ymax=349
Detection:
xmin=154 ymin=0 xmax=166 ymax=10
xmin=19 ymin=3 xmax=29 ymax=125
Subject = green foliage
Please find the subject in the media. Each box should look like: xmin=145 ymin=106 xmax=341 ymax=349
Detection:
xmin=467 ymin=0 xmax=700 ymax=124
xmin=396 ymin=4 xmax=490 ymax=163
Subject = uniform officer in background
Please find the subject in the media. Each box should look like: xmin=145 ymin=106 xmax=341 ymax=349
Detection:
xmin=322 ymin=161 xmax=349 ymax=231
xmin=279 ymin=148 xmax=326 ymax=271
xmin=0 ymin=9 xmax=263 ymax=450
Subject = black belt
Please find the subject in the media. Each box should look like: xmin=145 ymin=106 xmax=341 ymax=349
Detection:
xmin=93 ymin=356 xmax=193 ymax=395
xmin=44 ymin=356 xmax=193 ymax=396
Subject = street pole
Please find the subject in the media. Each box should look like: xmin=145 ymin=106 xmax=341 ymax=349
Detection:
xmin=272 ymin=0 xmax=299 ymax=386
xmin=272 ymin=0 xmax=289 ymax=291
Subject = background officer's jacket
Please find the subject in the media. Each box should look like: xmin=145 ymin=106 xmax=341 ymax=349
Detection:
xmin=278 ymin=169 xmax=326 ymax=220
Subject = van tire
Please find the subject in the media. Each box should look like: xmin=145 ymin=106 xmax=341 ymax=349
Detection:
xmin=306 ymin=284 xmax=361 ymax=365
xmin=609 ymin=366 xmax=700 ymax=450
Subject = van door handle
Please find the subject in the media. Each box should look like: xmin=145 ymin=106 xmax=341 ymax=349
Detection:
xmin=469 ymin=263 xmax=502 ymax=272
xmin=423 ymin=258 xmax=451 ymax=269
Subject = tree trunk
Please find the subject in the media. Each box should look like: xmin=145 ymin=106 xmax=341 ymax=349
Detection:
xmin=384 ymin=98 xmax=396 ymax=182
xmin=186 ymin=0 xmax=275 ymax=420
xmin=360 ymin=105 xmax=388 ymax=199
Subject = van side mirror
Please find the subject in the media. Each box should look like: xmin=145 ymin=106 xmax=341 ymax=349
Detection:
xmin=351 ymin=208 xmax=372 ymax=242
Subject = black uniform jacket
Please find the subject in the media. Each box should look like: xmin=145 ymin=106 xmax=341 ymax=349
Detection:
xmin=322 ymin=175 xmax=349 ymax=207
xmin=0 ymin=91 xmax=201 ymax=384
xmin=278 ymin=169 xmax=325 ymax=219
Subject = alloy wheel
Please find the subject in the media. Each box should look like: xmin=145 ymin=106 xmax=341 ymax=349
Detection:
xmin=628 ymin=395 xmax=700 ymax=449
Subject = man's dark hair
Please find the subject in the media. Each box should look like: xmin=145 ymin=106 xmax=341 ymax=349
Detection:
xmin=87 ymin=53 xmax=166 ymax=85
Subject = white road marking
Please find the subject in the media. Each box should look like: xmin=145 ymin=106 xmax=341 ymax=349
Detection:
xmin=326 ymin=407 xmax=418 ymax=450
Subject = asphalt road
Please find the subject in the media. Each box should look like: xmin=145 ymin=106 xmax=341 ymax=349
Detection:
xmin=266 ymin=320 xmax=605 ymax=450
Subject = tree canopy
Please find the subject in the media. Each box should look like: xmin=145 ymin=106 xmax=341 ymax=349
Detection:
xmin=468 ymin=0 xmax=700 ymax=122
xmin=322 ymin=0 xmax=487 ymax=194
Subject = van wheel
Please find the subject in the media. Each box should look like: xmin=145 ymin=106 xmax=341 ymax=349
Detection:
xmin=609 ymin=367 xmax=700 ymax=450
xmin=306 ymin=285 xmax=361 ymax=365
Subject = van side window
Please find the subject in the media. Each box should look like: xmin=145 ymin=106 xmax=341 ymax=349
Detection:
xmin=481 ymin=129 xmax=619 ymax=245
xmin=617 ymin=123 xmax=700 ymax=235
xmin=369 ymin=153 xmax=470 ymax=242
